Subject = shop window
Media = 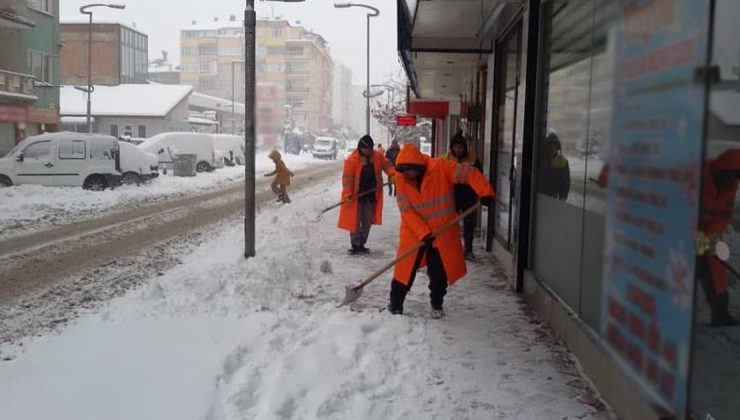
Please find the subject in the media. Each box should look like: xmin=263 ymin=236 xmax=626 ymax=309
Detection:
xmin=138 ymin=125 xmax=146 ymax=138
xmin=531 ymin=0 xmax=617 ymax=330
xmin=690 ymin=1 xmax=740 ymax=419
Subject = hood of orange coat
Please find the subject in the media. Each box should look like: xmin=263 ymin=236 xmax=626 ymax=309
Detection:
xmin=395 ymin=144 xmax=428 ymax=167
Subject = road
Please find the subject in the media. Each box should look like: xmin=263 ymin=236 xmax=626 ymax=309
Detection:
xmin=0 ymin=162 xmax=342 ymax=346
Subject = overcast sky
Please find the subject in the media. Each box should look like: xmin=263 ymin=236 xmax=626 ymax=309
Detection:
xmin=60 ymin=0 xmax=401 ymax=85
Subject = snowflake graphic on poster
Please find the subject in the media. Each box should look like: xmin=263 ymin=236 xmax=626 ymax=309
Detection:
xmin=667 ymin=244 xmax=692 ymax=311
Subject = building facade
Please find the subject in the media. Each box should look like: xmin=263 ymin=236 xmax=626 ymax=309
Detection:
xmin=0 ymin=0 xmax=61 ymax=156
xmin=331 ymin=59 xmax=354 ymax=129
xmin=399 ymin=1 xmax=740 ymax=419
xmin=179 ymin=17 xmax=333 ymax=135
xmin=59 ymin=21 xmax=148 ymax=86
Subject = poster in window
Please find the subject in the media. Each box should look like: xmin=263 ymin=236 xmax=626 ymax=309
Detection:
xmin=601 ymin=0 xmax=710 ymax=415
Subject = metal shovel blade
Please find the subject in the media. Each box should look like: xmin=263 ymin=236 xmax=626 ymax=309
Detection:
xmin=337 ymin=284 xmax=364 ymax=308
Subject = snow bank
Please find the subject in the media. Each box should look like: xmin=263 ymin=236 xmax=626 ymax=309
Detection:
xmin=0 ymin=151 xmax=327 ymax=238
xmin=0 ymin=176 xmax=608 ymax=420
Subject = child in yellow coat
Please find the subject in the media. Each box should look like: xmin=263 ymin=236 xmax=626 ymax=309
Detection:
xmin=265 ymin=149 xmax=294 ymax=203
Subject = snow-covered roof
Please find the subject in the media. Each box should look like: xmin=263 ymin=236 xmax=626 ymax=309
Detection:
xmin=188 ymin=117 xmax=219 ymax=125
xmin=189 ymin=91 xmax=245 ymax=115
xmin=61 ymin=84 xmax=193 ymax=118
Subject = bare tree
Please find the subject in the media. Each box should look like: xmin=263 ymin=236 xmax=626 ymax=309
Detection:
xmin=370 ymin=70 xmax=431 ymax=146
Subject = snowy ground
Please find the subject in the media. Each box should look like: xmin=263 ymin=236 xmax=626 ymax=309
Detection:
xmin=0 ymin=151 xmax=326 ymax=238
xmin=0 ymin=175 xmax=611 ymax=420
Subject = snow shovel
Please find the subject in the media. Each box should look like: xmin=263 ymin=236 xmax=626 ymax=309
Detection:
xmin=313 ymin=182 xmax=391 ymax=222
xmin=337 ymin=202 xmax=482 ymax=308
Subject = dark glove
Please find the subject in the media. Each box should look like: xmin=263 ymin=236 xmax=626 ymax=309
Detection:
xmin=421 ymin=234 xmax=435 ymax=249
xmin=480 ymin=196 xmax=493 ymax=207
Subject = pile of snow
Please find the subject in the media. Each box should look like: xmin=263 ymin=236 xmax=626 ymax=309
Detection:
xmin=0 ymin=177 xmax=608 ymax=420
xmin=0 ymin=151 xmax=329 ymax=238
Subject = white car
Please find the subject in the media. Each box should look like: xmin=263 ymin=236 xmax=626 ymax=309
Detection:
xmin=138 ymin=132 xmax=219 ymax=173
xmin=119 ymin=141 xmax=159 ymax=185
xmin=0 ymin=132 xmax=121 ymax=190
xmin=312 ymin=136 xmax=338 ymax=160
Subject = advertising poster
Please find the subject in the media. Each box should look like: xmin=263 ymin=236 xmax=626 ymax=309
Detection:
xmin=601 ymin=0 xmax=710 ymax=414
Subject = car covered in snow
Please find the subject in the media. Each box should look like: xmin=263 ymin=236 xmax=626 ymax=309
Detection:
xmin=210 ymin=134 xmax=245 ymax=166
xmin=138 ymin=132 xmax=219 ymax=173
xmin=118 ymin=141 xmax=159 ymax=185
xmin=0 ymin=132 xmax=121 ymax=190
xmin=312 ymin=136 xmax=338 ymax=160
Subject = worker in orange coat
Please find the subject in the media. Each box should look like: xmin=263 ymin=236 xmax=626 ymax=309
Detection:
xmin=698 ymin=149 xmax=740 ymax=326
xmin=338 ymin=135 xmax=395 ymax=255
xmin=390 ymin=144 xmax=494 ymax=318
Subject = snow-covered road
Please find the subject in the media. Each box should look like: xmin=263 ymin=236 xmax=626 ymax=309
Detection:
xmin=0 ymin=174 xmax=611 ymax=420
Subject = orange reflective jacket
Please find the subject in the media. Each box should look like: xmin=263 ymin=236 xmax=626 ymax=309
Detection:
xmin=393 ymin=145 xmax=494 ymax=286
xmin=337 ymin=149 xmax=395 ymax=232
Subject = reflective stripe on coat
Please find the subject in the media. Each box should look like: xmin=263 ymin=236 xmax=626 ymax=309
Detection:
xmin=393 ymin=157 xmax=494 ymax=286
xmin=337 ymin=149 xmax=395 ymax=233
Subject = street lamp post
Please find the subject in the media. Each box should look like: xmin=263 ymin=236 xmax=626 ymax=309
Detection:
xmin=244 ymin=0 xmax=305 ymax=259
xmin=79 ymin=3 xmax=125 ymax=134
xmin=334 ymin=2 xmax=379 ymax=136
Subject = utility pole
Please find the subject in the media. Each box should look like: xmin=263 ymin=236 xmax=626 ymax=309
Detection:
xmin=244 ymin=0 xmax=256 ymax=258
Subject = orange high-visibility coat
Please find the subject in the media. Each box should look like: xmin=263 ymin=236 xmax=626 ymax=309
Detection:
xmin=393 ymin=146 xmax=494 ymax=286
xmin=337 ymin=149 xmax=395 ymax=233
xmin=700 ymin=149 xmax=740 ymax=293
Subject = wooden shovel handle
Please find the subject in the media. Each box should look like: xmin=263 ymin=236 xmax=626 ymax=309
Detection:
xmin=320 ymin=182 xmax=391 ymax=214
xmin=354 ymin=202 xmax=482 ymax=289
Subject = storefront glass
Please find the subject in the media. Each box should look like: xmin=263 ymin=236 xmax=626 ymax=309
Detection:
xmin=532 ymin=0 xmax=616 ymax=326
xmin=689 ymin=1 xmax=740 ymax=418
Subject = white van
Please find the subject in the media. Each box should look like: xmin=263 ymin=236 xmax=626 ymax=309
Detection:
xmin=0 ymin=132 xmax=121 ymax=190
xmin=138 ymin=132 xmax=218 ymax=173
xmin=119 ymin=141 xmax=159 ymax=185
xmin=210 ymin=134 xmax=245 ymax=166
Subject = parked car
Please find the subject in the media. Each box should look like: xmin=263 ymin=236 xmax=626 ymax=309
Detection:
xmin=210 ymin=134 xmax=245 ymax=166
xmin=0 ymin=132 xmax=121 ymax=190
xmin=119 ymin=141 xmax=158 ymax=185
xmin=138 ymin=132 xmax=218 ymax=173
xmin=312 ymin=136 xmax=338 ymax=160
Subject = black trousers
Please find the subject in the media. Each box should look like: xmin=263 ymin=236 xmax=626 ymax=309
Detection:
xmin=696 ymin=254 xmax=734 ymax=325
xmin=462 ymin=211 xmax=476 ymax=253
xmin=390 ymin=246 xmax=448 ymax=311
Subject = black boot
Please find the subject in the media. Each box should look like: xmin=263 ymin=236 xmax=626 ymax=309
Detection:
xmin=388 ymin=280 xmax=408 ymax=315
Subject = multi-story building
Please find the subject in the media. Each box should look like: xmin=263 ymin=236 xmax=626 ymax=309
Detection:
xmin=179 ymin=17 xmax=333 ymax=134
xmin=0 ymin=0 xmax=61 ymax=155
xmin=331 ymin=59 xmax=353 ymax=129
xmin=59 ymin=21 xmax=148 ymax=86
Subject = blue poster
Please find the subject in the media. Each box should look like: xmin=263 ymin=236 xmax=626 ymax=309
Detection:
xmin=601 ymin=0 xmax=710 ymax=415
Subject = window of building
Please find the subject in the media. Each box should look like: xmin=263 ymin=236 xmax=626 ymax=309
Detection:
xmin=272 ymin=28 xmax=282 ymax=37
xmin=58 ymin=140 xmax=86 ymax=160
xmin=123 ymin=125 xmax=133 ymax=137
xmin=22 ymin=141 xmax=51 ymax=160
xmin=110 ymin=124 xmax=119 ymax=137
xmin=181 ymin=63 xmax=198 ymax=73
xmin=138 ymin=125 xmax=146 ymax=138
xmin=28 ymin=0 xmax=52 ymax=14
xmin=287 ymin=46 xmax=304 ymax=56
xmin=219 ymin=47 xmax=243 ymax=57
xmin=27 ymin=50 xmax=51 ymax=83
xmin=198 ymin=44 xmax=218 ymax=56
xmin=181 ymin=46 xmax=197 ymax=56
xmin=198 ymin=60 xmax=217 ymax=75
xmin=267 ymin=46 xmax=285 ymax=55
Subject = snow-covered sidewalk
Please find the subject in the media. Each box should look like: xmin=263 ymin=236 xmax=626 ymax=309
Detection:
xmin=0 ymin=175 xmax=609 ymax=420
xmin=0 ymin=151 xmax=326 ymax=238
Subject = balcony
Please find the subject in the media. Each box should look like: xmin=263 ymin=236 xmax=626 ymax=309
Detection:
xmin=0 ymin=0 xmax=35 ymax=29
xmin=0 ymin=69 xmax=38 ymax=101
